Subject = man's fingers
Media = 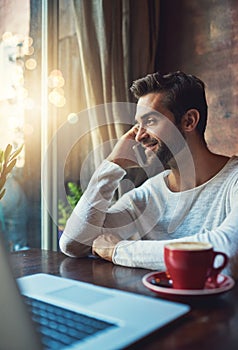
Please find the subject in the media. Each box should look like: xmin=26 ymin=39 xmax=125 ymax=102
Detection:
xmin=92 ymin=234 xmax=120 ymax=262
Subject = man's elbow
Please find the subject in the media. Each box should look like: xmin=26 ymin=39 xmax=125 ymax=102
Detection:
xmin=59 ymin=234 xmax=90 ymax=258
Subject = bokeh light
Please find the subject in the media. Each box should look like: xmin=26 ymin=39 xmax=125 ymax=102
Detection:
xmin=49 ymin=89 xmax=66 ymax=107
xmin=48 ymin=70 xmax=65 ymax=88
xmin=25 ymin=58 xmax=37 ymax=70
xmin=67 ymin=113 xmax=78 ymax=124
xmin=2 ymin=31 xmax=13 ymax=42
xmin=48 ymin=70 xmax=66 ymax=107
xmin=23 ymin=36 xmax=33 ymax=47
xmin=24 ymin=46 xmax=34 ymax=56
xmin=0 ymin=31 xmax=36 ymax=165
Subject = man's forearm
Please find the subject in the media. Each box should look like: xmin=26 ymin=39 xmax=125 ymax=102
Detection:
xmin=59 ymin=160 xmax=126 ymax=257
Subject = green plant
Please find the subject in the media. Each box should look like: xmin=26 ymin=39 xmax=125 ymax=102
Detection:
xmin=66 ymin=182 xmax=83 ymax=208
xmin=58 ymin=182 xmax=83 ymax=228
xmin=0 ymin=144 xmax=23 ymax=200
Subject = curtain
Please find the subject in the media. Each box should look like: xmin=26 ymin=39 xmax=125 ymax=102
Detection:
xmin=61 ymin=0 xmax=160 ymax=190
xmin=72 ymin=0 xmax=160 ymax=104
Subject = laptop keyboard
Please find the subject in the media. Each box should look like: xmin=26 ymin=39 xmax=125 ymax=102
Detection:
xmin=23 ymin=295 xmax=116 ymax=350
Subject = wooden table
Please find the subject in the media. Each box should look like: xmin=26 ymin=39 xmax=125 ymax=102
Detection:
xmin=11 ymin=249 xmax=238 ymax=350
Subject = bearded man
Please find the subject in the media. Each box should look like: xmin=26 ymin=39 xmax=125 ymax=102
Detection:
xmin=60 ymin=71 xmax=238 ymax=279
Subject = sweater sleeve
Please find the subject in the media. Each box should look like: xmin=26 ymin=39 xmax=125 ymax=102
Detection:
xmin=59 ymin=160 xmax=138 ymax=257
xmin=112 ymin=198 xmax=238 ymax=279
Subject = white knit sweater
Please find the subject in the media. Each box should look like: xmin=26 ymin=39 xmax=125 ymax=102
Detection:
xmin=60 ymin=157 xmax=238 ymax=279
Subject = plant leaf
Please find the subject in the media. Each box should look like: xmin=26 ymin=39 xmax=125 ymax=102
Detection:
xmin=0 ymin=175 xmax=6 ymax=191
xmin=0 ymin=188 xmax=6 ymax=200
xmin=4 ymin=159 xmax=17 ymax=176
xmin=4 ymin=144 xmax=12 ymax=163
xmin=9 ymin=144 xmax=24 ymax=161
xmin=0 ymin=150 xmax=4 ymax=163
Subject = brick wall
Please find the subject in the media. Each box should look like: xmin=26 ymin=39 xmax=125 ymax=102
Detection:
xmin=158 ymin=0 xmax=238 ymax=156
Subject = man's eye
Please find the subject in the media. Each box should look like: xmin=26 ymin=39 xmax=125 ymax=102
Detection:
xmin=146 ymin=118 xmax=156 ymax=126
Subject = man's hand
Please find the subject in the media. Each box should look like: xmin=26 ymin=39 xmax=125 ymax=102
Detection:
xmin=92 ymin=234 xmax=121 ymax=262
xmin=107 ymin=125 xmax=139 ymax=169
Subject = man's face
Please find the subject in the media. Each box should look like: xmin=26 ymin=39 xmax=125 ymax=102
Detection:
xmin=134 ymin=93 xmax=185 ymax=167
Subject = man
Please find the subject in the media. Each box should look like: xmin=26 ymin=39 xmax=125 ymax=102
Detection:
xmin=60 ymin=71 xmax=238 ymax=278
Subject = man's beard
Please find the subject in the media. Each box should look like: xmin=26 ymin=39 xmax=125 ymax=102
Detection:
xmin=155 ymin=140 xmax=175 ymax=167
xmin=144 ymin=133 xmax=186 ymax=169
xmin=144 ymin=139 xmax=174 ymax=168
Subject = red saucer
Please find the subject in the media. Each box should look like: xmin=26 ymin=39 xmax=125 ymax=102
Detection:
xmin=142 ymin=271 xmax=235 ymax=298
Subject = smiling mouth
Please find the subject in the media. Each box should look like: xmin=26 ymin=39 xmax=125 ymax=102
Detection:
xmin=143 ymin=141 xmax=158 ymax=150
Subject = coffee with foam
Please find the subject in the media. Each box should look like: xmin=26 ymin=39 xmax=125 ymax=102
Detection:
xmin=165 ymin=242 xmax=212 ymax=251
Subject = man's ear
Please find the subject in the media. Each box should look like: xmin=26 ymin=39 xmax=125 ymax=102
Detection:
xmin=182 ymin=109 xmax=200 ymax=132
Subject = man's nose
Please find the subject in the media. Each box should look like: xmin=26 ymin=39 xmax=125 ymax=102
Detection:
xmin=135 ymin=125 xmax=148 ymax=142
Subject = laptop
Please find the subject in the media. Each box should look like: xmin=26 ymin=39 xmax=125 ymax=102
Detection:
xmin=0 ymin=236 xmax=190 ymax=350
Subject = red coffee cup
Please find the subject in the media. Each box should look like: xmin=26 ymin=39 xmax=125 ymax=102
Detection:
xmin=164 ymin=242 xmax=228 ymax=290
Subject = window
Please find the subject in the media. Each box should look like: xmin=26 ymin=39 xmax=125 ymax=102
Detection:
xmin=0 ymin=0 xmax=159 ymax=252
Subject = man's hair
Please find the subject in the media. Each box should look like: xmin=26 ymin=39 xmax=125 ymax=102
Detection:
xmin=130 ymin=71 xmax=208 ymax=137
